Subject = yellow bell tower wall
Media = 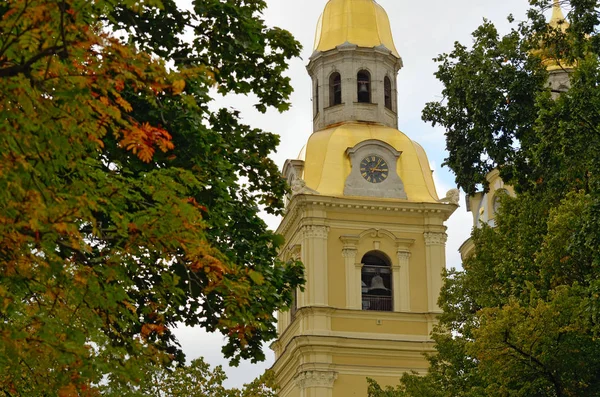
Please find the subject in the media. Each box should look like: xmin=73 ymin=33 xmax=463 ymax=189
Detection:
xmin=272 ymin=1 xmax=457 ymax=396
xmin=272 ymin=195 xmax=456 ymax=397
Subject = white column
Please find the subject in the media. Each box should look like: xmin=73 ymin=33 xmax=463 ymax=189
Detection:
xmin=395 ymin=250 xmax=411 ymax=312
xmin=424 ymin=232 xmax=448 ymax=312
xmin=302 ymin=225 xmax=330 ymax=307
xmin=296 ymin=371 xmax=338 ymax=397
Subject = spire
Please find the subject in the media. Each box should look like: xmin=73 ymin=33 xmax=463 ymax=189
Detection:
xmin=550 ymin=0 xmax=569 ymax=31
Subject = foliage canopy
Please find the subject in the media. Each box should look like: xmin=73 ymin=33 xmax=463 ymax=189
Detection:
xmin=369 ymin=1 xmax=600 ymax=396
xmin=0 ymin=0 xmax=303 ymax=394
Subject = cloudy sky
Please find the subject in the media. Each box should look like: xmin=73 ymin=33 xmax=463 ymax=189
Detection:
xmin=173 ymin=0 xmax=537 ymax=389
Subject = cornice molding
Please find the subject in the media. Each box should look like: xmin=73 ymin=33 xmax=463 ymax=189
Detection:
xmin=307 ymin=45 xmax=402 ymax=73
xmin=278 ymin=194 xmax=456 ymax=238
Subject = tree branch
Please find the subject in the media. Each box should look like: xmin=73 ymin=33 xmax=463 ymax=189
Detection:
xmin=503 ymin=333 xmax=564 ymax=397
xmin=0 ymin=45 xmax=66 ymax=78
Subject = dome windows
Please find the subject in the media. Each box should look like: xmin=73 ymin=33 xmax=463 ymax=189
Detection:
xmin=384 ymin=76 xmax=392 ymax=110
xmin=329 ymin=72 xmax=342 ymax=106
xmin=357 ymin=70 xmax=371 ymax=103
xmin=315 ymin=79 xmax=319 ymax=113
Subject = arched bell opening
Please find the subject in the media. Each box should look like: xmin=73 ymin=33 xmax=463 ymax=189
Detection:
xmin=361 ymin=251 xmax=392 ymax=311
xmin=329 ymin=72 xmax=342 ymax=106
xmin=314 ymin=79 xmax=320 ymax=114
xmin=384 ymin=76 xmax=393 ymax=110
xmin=357 ymin=70 xmax=371 ymax=103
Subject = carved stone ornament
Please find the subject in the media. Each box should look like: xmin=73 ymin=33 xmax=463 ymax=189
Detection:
xmin=342 ymin=247 xmax=358 ymax=258
xmin=295 ymin=370 xmax=338 ymax=389
xmin=397 ymin=250 xmax=411 ymax=262
xmin=344 ymin=139 xmax=407 ymax=199
xmin=287 ymin=244 xmax=302 ymax=261
xmin=439 ymin=188 xmax=460 ymax=205
xmin=302 ymin=225 xmax=330 ymax=239
xmin=424 ymin=232 xmax=448 ymax=246
xmin=291 ymin=178 xmax=320 ymax=196
xmin=282 ymin=159 xmax=305 ymax=183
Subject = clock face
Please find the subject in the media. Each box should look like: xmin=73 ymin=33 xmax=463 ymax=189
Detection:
xmin=360 ymin=155 xmax=390 ymax=184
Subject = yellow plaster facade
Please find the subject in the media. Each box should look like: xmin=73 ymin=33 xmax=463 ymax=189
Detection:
xmin=459 ymin=169 xmax=516 ymax=260
xmin=273 ymin=197 xmax=455 ymax=396
xmin=273 ymin=1 xmax=458 ymax=395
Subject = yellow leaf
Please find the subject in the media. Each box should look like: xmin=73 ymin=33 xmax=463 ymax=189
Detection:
xmin=172 ymin=79 xmax=186 ymax=95
xmin=249 ymin=270 xmax=265 ymax=285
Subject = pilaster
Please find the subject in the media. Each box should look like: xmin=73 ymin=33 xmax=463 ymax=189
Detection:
xmin=302 ymin=225 xmax=330 ymax=307
xmin=424 ymin=232 xmax=448 ymax=312
xmin=393 ymin=238 xmax=414 ymax=312
xmin=395 ymin=250 xmax=411 ymax=312
xmin=340 ymin=235 xmax=360 ymax=309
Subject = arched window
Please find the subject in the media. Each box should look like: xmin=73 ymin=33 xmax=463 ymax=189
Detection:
xmin=357 ymin=70 xmax=371 ymax=103
xmin=384 ymin=76 xmax=392 ymax=110
xmin=315 ymin=79 xmax=319 ymax=113
xmin=329 ymin=72 xmax=342 ymax=106
xmin=361 ymin=251 xmax=392 ymax=311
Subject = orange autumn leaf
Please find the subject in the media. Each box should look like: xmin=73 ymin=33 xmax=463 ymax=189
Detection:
xmin=58 ymin=384 xmax=78 ymax=397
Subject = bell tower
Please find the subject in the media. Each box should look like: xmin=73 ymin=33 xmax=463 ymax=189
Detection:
xmin=272 ymin=1 xmax=457 ymax=396
xmin=308 ymin=0 xmax=403 ymax=131
xmin=546 ymin=0 xmax=574 ymax=97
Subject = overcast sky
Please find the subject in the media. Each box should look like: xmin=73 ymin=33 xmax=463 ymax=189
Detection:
xmin=173 ymin=0 xmax=536 ymax=389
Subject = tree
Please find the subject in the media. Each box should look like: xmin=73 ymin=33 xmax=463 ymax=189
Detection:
xmin=369 ymin=1 xmax=600 ymax=396
xmin=0 ymin=0 xmax=303 ymax=395
xmin=106 ymin=357 xmax=278 ymax=396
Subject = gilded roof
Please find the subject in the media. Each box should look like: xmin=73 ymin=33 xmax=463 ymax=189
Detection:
xmin=314 ymin=0 xmax=400 ymax=58
xmin=542 ymin=0 xmax=573 ymax=71
xmin=301 ymin=123 xmax=439 ymax=202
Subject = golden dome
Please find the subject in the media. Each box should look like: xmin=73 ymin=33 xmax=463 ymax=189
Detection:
xmin=302 ymin=123 xmax=439 ymax=202
xmin=539 ymin=0 xmax=573 ymax=71
xmin=314 ymin=0 xmax=400 ymax=58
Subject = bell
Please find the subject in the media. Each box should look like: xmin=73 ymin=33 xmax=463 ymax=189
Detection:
xmin=358 ymin=81 xmax=369 ymax=93
xmin=369 ymin=274 xmax=388 ymax=291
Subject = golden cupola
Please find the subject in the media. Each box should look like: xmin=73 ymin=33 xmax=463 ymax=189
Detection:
xmin=307 ymin=0 xmax=404 ymax=132
xmin=538 ymin=0 xmax=573 ymax=72
xmin=314 ymin=0 xmax=400 ymax=58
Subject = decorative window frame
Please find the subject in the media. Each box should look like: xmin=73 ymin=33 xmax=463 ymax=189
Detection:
xmin=340 ymin=229 xmax=414 ymax=312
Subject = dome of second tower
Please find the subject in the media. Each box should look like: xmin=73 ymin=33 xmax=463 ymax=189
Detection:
xmin=314 ymin=0 xmax=400 ymax=58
